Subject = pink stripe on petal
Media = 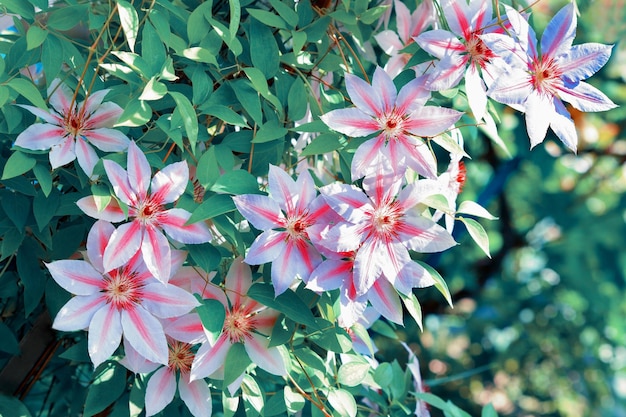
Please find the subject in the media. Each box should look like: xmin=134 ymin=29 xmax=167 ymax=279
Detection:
xmin=75 ymin=138 xmax=99 ymax=178
xmin=367 ymin=279 xmax=403 ymax=324
xmin=268 ymin=165 xmax=298 ymax=215
xmin=85 ymin=102 xmax=123 ymax=129
xmin=151 ymin=161 xmax=188 ymax=204
xmin=141 ymin=225 xmax=172 ymax=283
xmin=103 ymin=159 xmax=136 ymax=206
xmin=190 ymin=335 xmax=231 ymax=381
xmin=45 ymin=260 xmax=104 ymax=295
xmin=246 ymin=333 xmax=286 ymax=375
xmin=127 ymin=141 xmax=151 ymax=199
xmin=245 ymin=229 xmax=287 ymax=265
xmin=103 ymin=220 xmax=143 ymax=272
xmin=77 ymin=196 xmax=126 ymax=223
xmin=160 ymin=208 xmax=213 ymax=244
xmin=49 ymin=136 xmax=76 ymax=169
xmin=142 ymin=282 xmax=199 ymax=318
xmin=225 ymin=258 xmax=253 ymax=306
xmin=88 ymin=304 xmax=123 ymax=368
xmin=52 ymin=293 xmax=106 ymax=332
xmin=320 ymin=108 xmax=381 ymax=138
xmin=233 ymin=194 xmax=286 ymax=231
xmin=84 ymin=128 xmax=130 ymax=152
xmin=145 ymin=367 xmax=177 ymax=417
xmin=179 ymin=374 xmax=213 ymax=417
xmin=345 ymin=73 xmax=383 ymax=117
xmin=122 ymin=306 xmax=169 ymax=365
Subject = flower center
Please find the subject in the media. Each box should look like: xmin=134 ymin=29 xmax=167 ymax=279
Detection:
xmin=466 ymin=33 xmax=495 ymax=68
xmin=65 ymin=111 xmax=85 ymax=138
xmin=379 ymin=110 xmax=405 ymax=142
xmin=531 ymin=58 xmax=562 ymax=95
xmin=371 ymin=201 xmax=402 ymax=236
xmin=285 ymin=212 xmax=310 ymax=240
xmin=168 ymin=340 xmax=195 ymax=374
xmin=223 ymin=306 xmax=255 ymax=343
xmin=102 ymin=270 xmax=144 ymax=310
xmin=136 ymin=197 xmax=162 ymax=225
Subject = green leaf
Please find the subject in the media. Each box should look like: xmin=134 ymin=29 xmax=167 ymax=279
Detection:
xmin=196 ymin=297 xmax=225 ymax=345
xmin=459 ymin=216 xmax=491 ymax=258
xmin=416 ymin=261 xmax=453 ymax=307
xmin=482 ymin=404 xmax=498 ymax=417
xmin=26 ymin=26 xmax=48 ymax=50
xmin=228 ymin=0 xmax=241 ymax=40
xmin=373 ymin=362 xmax=393 ymax=388
xmin=59 ymin=338 xmax=90 ymax=362
xmin=2 ymin=192 xmax=30 ymax=231
xmin=413 ymin=392 xmax=450 ymax=411
xmin=269 ymin=0 xmax=299 ymax=27
xmin=232 ymin=80 xmax=263 ymax=125
xmin=283 ymin=386 xmax=305 ymax=413
xmin=1 ymin=0 xmax=34 ymax=19
xmin=169 ymin=91 xmax=198 ymax=150
xmin=117 ymin=0 xmax=139 ymax=52
xmin=222 ymin=392 xmax=239 ymax=417
xmin=210 ymin=169 xmax=261 ymax=195
xmin=309 ymin=320 xmax=352 ymax=352
xmin=224 ymin=343 xmax=252 ymax=386
xmin=187 ymin=242 xmax=222 ymax=272
xmin=1 ymin=228 xmax=24 ymax=261
xmin=2 ymin=151 xmax=36 ymax=180
xmin=188 ymin=193 xmax=236 ymax=224
xmin=32 ymin=163 xmax=52 ymax=196
xmin=33 ymin=189 xmax=60 ymax=232
xmin=141 ymin=22 xmax=166 ymax=76
xmin=0 ymin=322 xmax=20 ymax=354
xmin=47 ymin=5 xmax=88 ymax=30
xmin=0 ymin=86 xmax=9 ymax=108
xmin=241 ymin=375 xmax=264 ymax=414
xmin=327 ymin=388 xmax=357 ymax=417
xmin=291 ymin=30 xmax=307 ymax=54
xmin=84 ymin=362 xmax=128 ymax=417
xmin=399 ymin=291 xmax=423 ymax=330
xmin=359 ymin=5 xmax=389 ymax=24
xmin=431 ymin=133 xmax=470 ymax=159
xmin=116 ymin=99 xmax=152 ymax=127
xmin=457 ymin=200 xmax=498 ymax=220
xmin=337 ymin=362 xmax=370 ymax=387
xmin=287 ymin=78 xmax=307 ymax=121
xmin=91 ymin=183 xmax=112 ymax=213
xmin=247 ymin=8 xmax=288 ymax=29
xmin=17 ymin=239 xmax=46 ymax=316
xmin=181 ymin=47 xmax=218 ymax=66
xmin=247 ymin=283 xmax=320 ymax=330
xmin=0 ymin=394 xmax=32 ymax=417
xmin=265 ymin=389 xmax=287 ymax=416
xmin=243 ymin=67 xmax=283 ymax=113
xmin=252 ymin=120 xmax=288 ymax=143
xmin=129 ymin=375 xmax=146 ymax=417
xmin=301 ymin=133 xmax=343 ymax=156
xmin=8 ymin=78 xmax=47 ymax=109
xmin=249 ymin=19 xmax=280 ymax=78
xmin=139 ymin=77 xmax=167 ymax=101
xmin=203 ymin=105 xmax=248 ymax=127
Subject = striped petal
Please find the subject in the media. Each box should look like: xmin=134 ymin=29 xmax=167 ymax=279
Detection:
xmin=85 ymin=101 xmax=123 ymax=129
xmin=244 ymin=229 xmax=286 ymax=265
xmin=372 ymin=67 xmax=397 ymax=114
xmin=160 ymin=208 xmax=213 ymax=244
xmin=141 ymin=224 xmax=172 ymax=283
xmin=404 ymin=105 xmax=463 ymax=137
xmin=74 ymin=138 xmax=99 ymax=178
xmin=367 ymin=279 xmax=403 ymax=324
xmin=84 ymin=128 xmax=130 ymax=152
xmin=45 ymin=260 xmax=103 ymax=295
xmin=127 ymin=141 xmax=151 ymax=199
xmin=225 ymin=257 xmax=253 ymax=307
xmin=142 ymin=281 xmax=200 ymax=318
xmin=233 ymin=194 xmax=285 ymax=231
xmin=179 ymin=373 xmax=213 ymax=417
xmin=541 ymin=3 xmax=576 ymax=59
xmin=52 ymin=293 xmax=106 ymax=332
xmin=103 ymin=220 xmax=143 ymax=272
xmin=121 ymin=306 xmax=169 ymax=365
xmin=103 ymin=159 xmax=136 ymax=206
xmin=245 ymin=333 xmax=286 ymax=376
xmin=270 ymin=238 xmax=321 ymax=295
xmin=77 ymin=196 xmax=126 ymax=223
xmin=550 ymin=100 xmax=578 ymax=152
xmin=151 ymin=161 xmax=189 ymax=204
xmin=145 ymin=367 xmax=176 ymax=417
xmin=320 ymin=107 xmax=380 ymax=138
xmin=48 ymin=136 xmax=76 ymax=169
xmin=190 ymin=335 xmax=231 ymax=381
xmin=88 ymin=303 xmax=123 ymax=367
xmin=557 ymin=80 xmax=617 ymax=113
xmin=397 ymin=215 xmax=457 ymax=253
xmin=345 ymin=72 xmax=384 ymax=117
xmin=525 ymin=91 xmax=554 ymax=149
xmin=558 ymin=43 xmax=614 ymax=83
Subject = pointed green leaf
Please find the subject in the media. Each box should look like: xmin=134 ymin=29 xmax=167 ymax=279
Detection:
xmin=249 ymin=19 xmax=279 ymax=78
xmin=169 ymin=91 xmax=198 ymax=149
xmin=84 ymin=362 xmax=128 ymax=417
xmin=457 ymin=201 xmax=498 ymax=220
xmin=188 ymin=194 xmax=236 ymax=224
xmin=399 ymin=291 xmax=423 ymax=330
xmin=117 ymin=0 xmax=139 ymax=52
xmin=327 ymin=388 xmax=356 ymax=417
xmin=482 ymin=404 xmax=498 ymax=417
xmin=196 ymin=297 xmax=226 ymax=345
xmin=416 ymin=260 xmax=453 ymax=307
xmin=8 ymin=78 xmax=47 ymax=109
xmin=26 ymin=26 xmax=48 ymax=50
xmin=301 ymin=133 xmax=343 ymax=156
xmin=2 ymin=151 xmax=36 ymax=180
xmin=247 ymin=283 xmax=320 ymax=330
xmin=459 ymin=216 xmax=491 ymax=258
xmin=229 ymin=0 xmax=241 ymax=40
xmin=224 ymin=343 xmax=252 ymax=386
xmin=210 ymin=169 xmax=261 ymax=195
xmin=338 ymin=362 xmax=370 ymax=387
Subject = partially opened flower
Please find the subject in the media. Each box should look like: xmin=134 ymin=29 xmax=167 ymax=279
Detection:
xmin=46 ymin=220 xmax=199 ymax=368
xmin=320 ymin=67 xmax=462 ymax=179
xmin=233 ymin=165 xmax=331 ymax=295
xmin=415 ymin=0 xmax=504 ymax=121
xmin=14 ymin=79 xmax=130 ymax=177
xmin=190 ymin=258 xmax=286 ymax=386
xmin=375 ymin=0 xmax=435 ymax=78
xmin=77 ymin=141 xmax=212 ymax=282
xmin=483 ymin=3 xmax=616 ymax=150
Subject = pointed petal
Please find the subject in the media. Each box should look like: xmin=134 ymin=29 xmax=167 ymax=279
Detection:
xmin=395 ymin=75 xmax=431 ymax=114
xmin=294 ymin=168 xmax=317 ymax=213
xmin=550 ymin=100 xmax=578 ymax=152
xmin=48 ymin=80 xmax=74 ymax=115
xmin=270 ymin=238 xmax=321 ymax=294
xmin=320 ymin=108 xmax=380 ymax=138
xmin=190 ymin=336 xmax=231 ymax=381
xmin=88 ymin=304 xmax=123 ymax=367
xmin=83 ymin=128 xmax=130 ymax=152
xmin=141 ymin=224 xmax=172 ymax=283
xmin=103 ymin=159 xmax=136 ymax=206
xmin=557 ymin=80 xmax=617 ymax=112
xmin=17 ymin=104 xmax=61 ymax=124
xmin=122 ymin=306 xmax=169 ymax=365
xmin=145 ymin=367 xmax=176 ymax=416
xmin=353 ymin=238 xmax=385 ymax=294
xmin=465 ymin=65 xmax=487 ymax=121
xmin=48 ymin=137 xmax=76 ymax=169
xmin=233 ymin=194 xmax=285 ymax=231
xmin=151 ymin=161 xmax=189 ymax=204
xmin=504 ymin=5 xmax=538 ymax=60
xmin=374 ymin=30 xmax=403 ymax=55
xmin=425 ymin=54 xmax=468 ymax=91
xmin=52 ymin=293 xmax=105 ymax=331
xmin=350 ymin=136 xmax=387 ymax=180
xmin=225 ymin=257 xmax=253 ymax=306
xmin=397 ymin=215 xmax=457 ymax=253
xmin=164 ymin=313 xmax=207 ymax=344
xmin=120 ymin=338 xmax=160 ymax=374
xmin=345 ymin=72 xmax=383 ymax=117
xmin=390 ymin=135 xmax=438 ymax=179
xmin=142 ymin=282 xmax=199 ymax=318
xmin=86 ymin=221 xmax=115 ymax=273
xmin=416 ymin=30 xmax=466 ymax=59
xmin=15 ymin=123 xmax=66 ymax=151
xmin=103 ymin=221 xmax=143 ymax=272
xmin=127 ymin=141 xmax=151 ymax=199
xmin=307 ymin=259 xmax=352 ymax=292
xmin=394 ymin=0 xmax=411 ymax=43
xmin=75 ymin=138 xmax=99 ymax=178
xmin=245 ymin=333 xmax=286 ymax=375
xmin=244 ymin=229 xmax=286 ymax=265
xmin=372 ymin=67 xmax=397 ymax=113
xmin=394 ymin=260 xmax=435 ymax=295
xmin=160 ymin=208 xmax=212 ymax=244
xmin=77 ymin=196 xmax=126 ymax=222
xmin=85 ymin=102 xmax=123 ymax=129
xmin=367 ymin=279 xmax=403 ymax=324
xmin=320 ymin=183 xmax=371 ymax=223
xmin=323 ymin=222 xmax=366 ymax=253
xmin=558 ymin=43 xmax=614 ymax=82
xmin=404 ymin=105 xmax=463 ymax=137
xmin=442 ymin=0 xmax=472 ymax=37
xmin=541 ymin=3 xmax=576 ymax=59
xmin=46 ymin=260 xmax=103 ymax=295
xmin=268 ymin=164 xmax=299 ymax=214
xmin=487 ymin=69 xmax=533 ymax=109
xmin=525 ymin=91 xmax=554 ymax=148
xmin=81 ymin=89 xmax=110 ymax=118
xmin=179 ymin=373 xmax=213 ymax=417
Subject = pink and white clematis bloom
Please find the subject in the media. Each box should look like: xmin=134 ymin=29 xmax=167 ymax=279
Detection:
xmin=77 ymin=141 xmax=212 ymax=283
xmin=374 ymin=0 xmax=435 ymax=78
xmin=415 ymin=0 xmax=504 ymax=121
xmin=14 ymin=79 xmax=130 ymax=177
xmin=190 ymin=258 xmax=286 ymax=384
xmin=320 ymin=67 xmax=463 ymax=180
xmin=233 ymin=165 xmax=331 ymax=295
xmin=319 ymin=159 xmax=456 ymax=299
xmin=46 ymin=220 xmax=200 ymax=368
xmin=483 ymin=3 xmax=617 ymax=150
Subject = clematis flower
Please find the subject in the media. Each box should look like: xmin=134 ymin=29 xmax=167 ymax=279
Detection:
xmin=483 ymin=3 xmax=617 ymax=151
xmin=14 ymin=79 xmax=130 ymax=177
xmin=319 ymin=158 xmax=456 ymax=299
xmin=375 ymin=0 xmax=435 ymax=78
xmin=233 ymin=165 xmax=331 ymax=295
xmin=46 ymin=220 xmax=200 ymax=368
xmin=190 ymin=258 xmax=286 ymax=385
xmin=320 ymin=67 xmax=463 ymax=180
xmin=415 ymin=0 xmax=504 ymax=121
xmin=77 ymin=141 xmax=212 ymax=283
